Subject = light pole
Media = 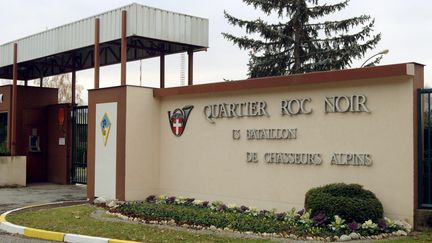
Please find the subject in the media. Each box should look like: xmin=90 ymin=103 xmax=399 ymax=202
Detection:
xmin=360 ymin=49 xmax=389 ymax=68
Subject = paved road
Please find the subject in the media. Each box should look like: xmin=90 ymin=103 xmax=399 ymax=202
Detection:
xmin=0 ymin=232 xmax=54 ymax=243
xmin=0 ymin=183 xmax=86 ymax=243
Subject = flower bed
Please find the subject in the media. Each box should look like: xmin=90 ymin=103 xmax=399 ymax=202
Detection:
xmin=108 ymin=195 xmax=411 ymax=241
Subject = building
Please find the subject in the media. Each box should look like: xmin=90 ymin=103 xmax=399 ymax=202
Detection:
xmin=0 ymin=3 xmax=431 ymax=228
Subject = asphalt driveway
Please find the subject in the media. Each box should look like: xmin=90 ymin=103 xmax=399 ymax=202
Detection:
xmin=0 ymin=183 xmax=86 ymax=214
xmin=0 ymin=183 xmax=87 ymax=242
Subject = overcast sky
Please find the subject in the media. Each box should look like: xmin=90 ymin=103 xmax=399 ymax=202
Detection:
xmin=0 ymin=0 xmax=431 ymax=104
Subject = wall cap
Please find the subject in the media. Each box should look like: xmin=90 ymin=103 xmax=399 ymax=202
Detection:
xmin=154 ymin=63 xmax=423 ymax=97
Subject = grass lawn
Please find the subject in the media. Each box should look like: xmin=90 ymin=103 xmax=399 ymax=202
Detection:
xmin=7 ymin=204 xmax=269 ymax=242
xmin=381 ymin=232 xmax=432 ymax=243
xmin=6 ymin=204 xmax=432 ymax=243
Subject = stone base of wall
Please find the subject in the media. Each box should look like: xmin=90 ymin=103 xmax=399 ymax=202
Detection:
xmin=0 ymin=156 xmax=26 ymax=187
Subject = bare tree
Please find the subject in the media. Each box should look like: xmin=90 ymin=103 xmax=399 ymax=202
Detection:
xmin=34 ymin=74 xmax=84 ymax=105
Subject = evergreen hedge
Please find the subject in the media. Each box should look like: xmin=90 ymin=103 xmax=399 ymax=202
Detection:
xmin=118 ymin=202 xmax=288 ymax=233
xmin=304 ymin=183 xmax=383 ymax=223
xmin=112 ymin=192 xmax=406 ymax=237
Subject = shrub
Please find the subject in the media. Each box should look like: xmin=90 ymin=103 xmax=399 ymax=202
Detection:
xmin=113 ymin=194 xmax=409 ymax=237
xmin=304 ymin=183 xmax=383 ymax=223
xmin=118 ymin=202 xmax=287 ymax=233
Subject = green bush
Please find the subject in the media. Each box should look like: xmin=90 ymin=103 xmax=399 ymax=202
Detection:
xmin=114 ymin=194 xmax=407 ymax=237
xmin=118 ymin=202 xmax=288 ymax=233
xmin=304 ymin=183 xmax=383 ymax=223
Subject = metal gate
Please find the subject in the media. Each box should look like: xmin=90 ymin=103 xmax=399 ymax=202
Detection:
xmin=71 ymin=106 xmax=88 ymax=184
xmin=418 ymin=89 xmax=432 ymax=208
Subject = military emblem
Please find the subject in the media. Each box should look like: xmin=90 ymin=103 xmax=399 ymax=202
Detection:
xmin=168 ymin=106 xmax=194 ymax=137
xmin=100 ymin=112 xmax=111 ymax=146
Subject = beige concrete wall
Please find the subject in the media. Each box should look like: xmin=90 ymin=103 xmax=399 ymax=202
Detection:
xmin=125 ymin=87 xmax=160 ymax=200
xmin=123 ymin=76 xmax=416 ymax=224
xmin=158 ymin=77 xmax=414 ymax=223
xmin=0 ymin=156 xmax=26 ymax=186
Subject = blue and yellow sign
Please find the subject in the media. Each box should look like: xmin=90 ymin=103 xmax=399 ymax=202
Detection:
xmin=100 ymin=112 xmax=111 ymax=146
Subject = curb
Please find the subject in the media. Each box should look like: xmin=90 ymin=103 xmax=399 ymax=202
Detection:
xmin=0 ymin=201 xmax=139 ymax=243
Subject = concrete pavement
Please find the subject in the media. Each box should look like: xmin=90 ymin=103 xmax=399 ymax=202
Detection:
xmin=0 ymin=231 xmax=53 ymax=243
xmin=0 ymin=184 xmax=86 ymax=242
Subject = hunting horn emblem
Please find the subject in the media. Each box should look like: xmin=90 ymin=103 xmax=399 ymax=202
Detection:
xmin=168 ymin=105 xmax=194 ymax=137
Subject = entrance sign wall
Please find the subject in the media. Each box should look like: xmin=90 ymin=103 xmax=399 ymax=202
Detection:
xmin=88 ymin=63 xmax=423 ymax=224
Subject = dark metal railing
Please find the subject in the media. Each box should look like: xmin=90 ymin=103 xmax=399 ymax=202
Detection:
xmin=418 ymin=89 xmax=432 ymax=208
xmin=71 ymin=106 xmax=88 ymax=184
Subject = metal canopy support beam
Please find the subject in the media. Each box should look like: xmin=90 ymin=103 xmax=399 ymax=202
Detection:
xmin=188 ymin=50 xmax=193 ymax=86
xmin=11 ymin=43 xmax=18 ymax=156
xmin=24 ymin=80 xmax=28 ymax=86
xmin=160 ymin=54 xmax=165 ymax=88
xmin=94 ymin=18 xmax=100 ymax=89
xmin=120 ymin=10 xmax=127 ymax=86
xmin=39 ymin=77 xmax=43 ymax=87
xmin=0 ymin=39 xmax=204 ymax=81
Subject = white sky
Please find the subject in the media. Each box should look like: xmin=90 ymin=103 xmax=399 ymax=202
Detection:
xmin=0 ymin=0 xmax=431 ymax=104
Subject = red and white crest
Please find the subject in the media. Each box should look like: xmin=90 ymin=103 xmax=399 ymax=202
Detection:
xmin=168 ymin=106 xmax=193 ymax=137
xmin=171 ymin=116 xmax=184 ymax=136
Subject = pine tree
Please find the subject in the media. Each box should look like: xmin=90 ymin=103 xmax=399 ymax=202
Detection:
xmin=223 ymin=0 xmax=381 ymax=78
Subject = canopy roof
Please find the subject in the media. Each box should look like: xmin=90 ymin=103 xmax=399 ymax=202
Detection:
xmin=0 ymin=3 xmax=209 ymax=80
